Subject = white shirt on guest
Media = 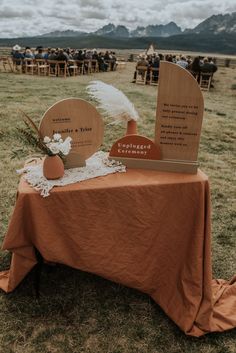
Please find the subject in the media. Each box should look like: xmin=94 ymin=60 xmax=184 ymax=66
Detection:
xmin=176 ymin=60 xmax=188 ymax=69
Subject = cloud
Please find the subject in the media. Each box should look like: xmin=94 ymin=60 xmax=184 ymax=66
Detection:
xmin=0 ymin=0 xmax=235 ymax=38
xmin=0 ymin=6 xmax=33 ymax=18
xmin=79 ymin=0 xmax=106 ymax=9
xmin=80 ymin=9 xmax=107 ymax=20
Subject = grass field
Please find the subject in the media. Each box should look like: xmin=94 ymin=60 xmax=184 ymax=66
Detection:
xmin=0 ymin=63 xmax=235 ymax=353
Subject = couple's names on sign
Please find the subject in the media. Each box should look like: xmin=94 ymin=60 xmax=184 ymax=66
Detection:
xmin=51 ymin=119 xmax=93 ymax=149
xmin=39 ymin=98 xmax=104 ymax=167
xmin=155 ymin=62 xmax=204 ymax=162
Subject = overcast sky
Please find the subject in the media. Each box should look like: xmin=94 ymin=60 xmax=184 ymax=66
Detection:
xmin=0 ymin=0 xmax=235 ymax=38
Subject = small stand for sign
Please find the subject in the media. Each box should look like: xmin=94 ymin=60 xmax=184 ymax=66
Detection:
xmin=109 ymin=62 xmax=204 ymax=174
xmin=39 ymin=98 xmax=104 ymax=168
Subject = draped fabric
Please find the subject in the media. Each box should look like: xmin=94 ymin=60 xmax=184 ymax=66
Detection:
xmin=0 ymin=169 xmax=235 ymax=336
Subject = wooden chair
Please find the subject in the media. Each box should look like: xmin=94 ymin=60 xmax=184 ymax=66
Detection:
xmin=68 ymin=60 xmax=79 ymax=76
xmin=105 ymin=59 xmax=113 ymax=71
xmin=83 ymin=60 xmax=92 ymax=74
xmin=91 ymin=60 xmax=99 ymax=73
xmin=35 ymin=59 xmax=49 ymax=76
xmin=47 ymin=60 xmax=58 ymax=77
xmin=0 ymin=56 xmax=13 ymax=72
xmin=116 ymin=61 xmax=126 ymax=70
xmin=57 ymin=61 xmax=69 ymax=78
xmin=199 ymin=72 xmax=213 ymax=91
xmin=12 ymin=58 xmax=23 ymax=73
xmin=24 ymin=58 xmax=37 ymax=75
xmin=75 ymin=60 xmax=84 ymax=75
xmin=149 ymin=68 xmax=159 ymax=86
xmin=135 ymin=65 xmax=148 ymax=85
xmin=189 ymin=70 xmax=199 ymax=82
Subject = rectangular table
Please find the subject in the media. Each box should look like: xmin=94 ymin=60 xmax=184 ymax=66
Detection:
xmin=0 ymin=168 xmax=235 ymax=337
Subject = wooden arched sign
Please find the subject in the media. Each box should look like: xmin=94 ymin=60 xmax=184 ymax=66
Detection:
xmin=109 ymin=62 xmax=204 ymax=174
xmin=39 ymin=98 xmax=104 ymax=168
xmin=155 ymin=62 xmax=204 ymax=162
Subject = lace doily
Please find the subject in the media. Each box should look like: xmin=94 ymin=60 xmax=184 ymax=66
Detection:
xmin=17 ymin=151 xmax=126 ymax=197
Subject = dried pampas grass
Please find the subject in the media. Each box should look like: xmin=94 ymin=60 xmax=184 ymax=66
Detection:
xmin=87 ymin=80 xmax=139 ymax=124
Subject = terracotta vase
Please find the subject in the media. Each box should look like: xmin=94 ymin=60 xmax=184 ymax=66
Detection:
xmin=126 ymin=119 xmax=137 ymax=135
xmin=43 ymin=155 xmax=64 ymax=180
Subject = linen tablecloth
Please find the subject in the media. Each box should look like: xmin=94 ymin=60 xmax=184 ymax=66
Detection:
xmin=0 ymin=169 xmax=235 ymax=336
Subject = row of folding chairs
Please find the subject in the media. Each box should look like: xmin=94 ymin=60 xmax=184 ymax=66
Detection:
xmin=135 ymin=65 xmax=214 ymax=91
xmin=0 ymin=56 xmax=14 ymax=72
xmin=135 ymin=66 xmax=159 ymax=86
xmin=3 ymin=58 xmax=101 ymax=77
xmin=189 ymin=71 xmax=214 ymax=91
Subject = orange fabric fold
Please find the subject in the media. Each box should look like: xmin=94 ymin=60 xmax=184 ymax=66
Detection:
xmin=0 ymin=169 xmax=235 ymax=336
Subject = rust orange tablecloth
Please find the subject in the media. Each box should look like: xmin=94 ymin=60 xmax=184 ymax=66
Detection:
xmin=0 ymin=169 xmax=235 ymax=336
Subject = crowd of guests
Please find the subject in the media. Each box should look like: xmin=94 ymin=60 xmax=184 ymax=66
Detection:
xmin=11 ymin=44 xmax=118 ymax=73
xmin=132 ymin=53 xmax=218 ymax=84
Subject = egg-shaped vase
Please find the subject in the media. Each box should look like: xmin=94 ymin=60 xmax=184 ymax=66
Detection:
xmin=43 ymin=155 xmax=64 ymax=180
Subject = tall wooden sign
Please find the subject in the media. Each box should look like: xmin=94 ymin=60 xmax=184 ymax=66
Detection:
xmin=39 ymin=98 xmax=104 ymax=168
xmin=109 ymin=62 xmax=204 ymax=174
xmin=155 ymin=62 xmax=204 ymax=162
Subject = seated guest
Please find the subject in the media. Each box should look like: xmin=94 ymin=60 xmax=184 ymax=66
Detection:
xmin=147 ymin=55 xmax=153 ymax=65
xmin=92 ymin=50 xmax=99 ymax=61
xmin=166 ymin=54 xmax=173 ymax=62
xmin=11 ymin=45 xmax=24 ymax=66
xmin=189 ymin=56 xmax=201 ymax=79
xmin=74 ymin=50 xmax=84 ymax=61
xmin=97 ymin=52 xmax=108 ymax=72
xmin=111 ymin=52 xmax=117 ymax=71
xmin=200 ymin=57 xmax=218 ymax=73
xmin=43 ymin=48 xmax=51 ymax=60
xmin=87 ymin=50 xmax=93 ymax=60
xmin=48 ymin=49 xmax=57 ymax=60
xmin=132 ymin=55 xmax=149 ymax=82
xmin=104 ymin=51 xmax=112 ymax=70
xmin=104 ymin=51 xmax=111 ymax=61
xmin=176 ymin=56 xmax=189 ymax=69
xmin=137 ymin=55 xmax=149 ymax=67
xmin=56 ymin=48 xmax=68 ymax=62
xmin=35 ymin=48 xmax=44 ymax=59
xmin=186 ymin=55 xmax=192 ymax=66
xmin=66 ymin=48 xmax=73 ymax=60
xmin=149 ymin=57 xmax=160 ymax=82
xmin=172 ymin=55 xmax=177 ymax=63
xmin=70 ymin=49 xmax=76 ymax=58
xmin=47 ymin=49 xmax=57 ymax=74
xmin=24 ymin=48 xmax=34 ymax=59
xmin=55 ymin=49 xmax=68 ymax=74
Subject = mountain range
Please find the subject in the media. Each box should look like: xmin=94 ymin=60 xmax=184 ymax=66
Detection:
xmin=41 ymin=12 xmax=236 ymax=38
xmin=41 ymin=22 xmax=182 ymax=38
xmin=0 ymin=12 xmax=235 ymax=54
xmin=184 ymin=12 xmax=236 ymax=34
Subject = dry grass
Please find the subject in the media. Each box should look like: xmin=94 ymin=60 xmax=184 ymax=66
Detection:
xmin=0 ymin=64 xmax=235 ymax=353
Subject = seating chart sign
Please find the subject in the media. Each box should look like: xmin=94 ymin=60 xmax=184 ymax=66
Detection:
xmin=39 ymin=98 xmax=104 ymax=168
xmin=155 ymin=62 xmax=204 ymax=162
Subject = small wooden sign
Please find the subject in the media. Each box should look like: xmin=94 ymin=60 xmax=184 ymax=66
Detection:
xmin=110 ymin=135 xmax=161 ymax=160
xmin=39 ymin=98 xmax=104 ymax=168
